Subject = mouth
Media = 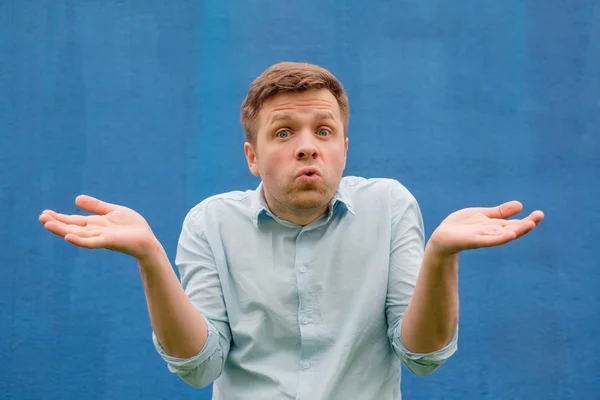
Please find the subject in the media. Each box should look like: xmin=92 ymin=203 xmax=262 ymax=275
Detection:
xmin=297 ymin=167 xmax=320 ymax=178
xmin=296 ymin=167 xmax=321 ymax=182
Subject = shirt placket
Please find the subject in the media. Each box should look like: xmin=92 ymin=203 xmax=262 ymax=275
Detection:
xmin=294 ymin=227 xmax=320 ymax=397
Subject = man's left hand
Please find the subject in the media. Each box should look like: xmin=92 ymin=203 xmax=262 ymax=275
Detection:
xmin=428 ymin=201 xmax=544 ymax=257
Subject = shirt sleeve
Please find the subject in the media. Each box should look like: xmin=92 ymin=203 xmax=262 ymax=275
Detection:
xmin=152 ymin=203 xmax=232 ymax=388
xmin=384 ymin=181 xmax=458 ymax=376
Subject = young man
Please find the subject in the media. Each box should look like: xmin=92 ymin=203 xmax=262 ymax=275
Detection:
xmin=39 ymin=62 xmax=544 ymax=399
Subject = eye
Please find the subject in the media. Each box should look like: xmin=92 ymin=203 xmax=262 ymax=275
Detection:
xmin=276 ymin=130 xmax=290 ymax=139
xmin=317 ymin=128 xmax=331 ymax=136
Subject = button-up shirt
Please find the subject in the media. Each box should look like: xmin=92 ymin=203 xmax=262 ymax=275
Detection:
xmin=153 ymin=176 xmax=458 ymax=399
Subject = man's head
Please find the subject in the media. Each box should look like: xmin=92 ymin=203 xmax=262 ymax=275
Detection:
xmin=241 ymin=62 xmax=350 ymax=225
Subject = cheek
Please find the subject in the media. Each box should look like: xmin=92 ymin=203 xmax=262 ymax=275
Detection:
xmin=258 ymin=150 xmax=288 ymax=178
xmin=328 ymin=147 xmax=347 ymax=171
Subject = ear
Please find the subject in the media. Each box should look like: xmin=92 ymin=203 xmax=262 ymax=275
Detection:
xmin=244 ymin=142 xmax=260 ymax=177
xmin=343 ymin=136 xmax=349 ymax=166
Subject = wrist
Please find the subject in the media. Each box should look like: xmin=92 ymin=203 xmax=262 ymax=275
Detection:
xmin=424 ymin=241 xmax=459 ymax=266
xmin=136 ymin=237 xmax=167 ymax=268
xmin=426 ymin=227 xmax=465 ymax=259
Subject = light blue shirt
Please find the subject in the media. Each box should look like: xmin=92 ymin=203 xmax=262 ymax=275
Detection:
xmin=153 ymin=176 xmax=458 ymax=399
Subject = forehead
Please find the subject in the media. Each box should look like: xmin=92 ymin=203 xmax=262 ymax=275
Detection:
xmin=258 ymin=89 xmax=342 ymax=127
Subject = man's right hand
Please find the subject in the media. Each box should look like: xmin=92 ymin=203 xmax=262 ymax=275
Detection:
xmin=39 ymin=195 xmax=160 ymax=260
xmin=40 ymin=194 xmax=211 ymax=360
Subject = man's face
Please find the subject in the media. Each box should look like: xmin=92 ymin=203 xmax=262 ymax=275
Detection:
xmin=244 ymin=89 xmax=348 ymax=223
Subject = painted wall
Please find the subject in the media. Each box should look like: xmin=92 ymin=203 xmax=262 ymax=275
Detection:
xmin=1 ymin=1 xmax=598 ymax=399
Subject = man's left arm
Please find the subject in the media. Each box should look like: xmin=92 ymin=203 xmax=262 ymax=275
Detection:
xmin=385 ymin=187 xmax=459 ymax=376
xmin=399 ymin=245 xmax=459 ymax=357
xmin=386 ymin=182 xmax=544 ymax=376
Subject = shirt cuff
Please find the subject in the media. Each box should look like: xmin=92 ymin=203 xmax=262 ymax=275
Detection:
xmin=152 ymin=314 xmax=221 ymax=373
xmin=392 ymin=318 xmax=459 ymax=376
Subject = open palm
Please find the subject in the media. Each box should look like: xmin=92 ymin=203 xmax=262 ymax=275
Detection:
xmin=429 ymin=201 xmax=544 ymax=256
xmin=39 ymin=195 xmax=158 ymax=259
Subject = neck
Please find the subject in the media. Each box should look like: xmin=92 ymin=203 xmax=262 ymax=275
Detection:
xmin=275 ymin=206 xmax=329 ymax=226
xmin=263 ymin=192 xmax=329 ymax=226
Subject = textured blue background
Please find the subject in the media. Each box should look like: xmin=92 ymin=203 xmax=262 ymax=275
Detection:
xmin=1 ymin=1 xmax=599 ymax=399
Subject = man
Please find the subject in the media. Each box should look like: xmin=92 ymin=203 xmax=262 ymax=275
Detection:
xmin=39 ymin=62 xmax=544 ymax=399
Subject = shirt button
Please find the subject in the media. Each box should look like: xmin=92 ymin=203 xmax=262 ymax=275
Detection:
xmin=302 ymin=361 xmax=310 ymax=370
xmin=299 ymin=266 xmax=307 ymax=273
xmin=301 ymin=317 xmax=309 ymax=324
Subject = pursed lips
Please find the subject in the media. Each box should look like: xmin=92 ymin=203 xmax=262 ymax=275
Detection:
xmin=296 ymin=167 xmax=321 ymax=177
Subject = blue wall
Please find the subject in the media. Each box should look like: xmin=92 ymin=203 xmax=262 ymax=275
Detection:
xmin=1 ymin=1 xmax=598 ymax=399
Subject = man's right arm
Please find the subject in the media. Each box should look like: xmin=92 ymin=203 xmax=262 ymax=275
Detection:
xmin=138 ymin=242 xmax=209 ymax=359
xmin=38 ymin=195 xmax=230 ymax=388
xmin=146 ymin=205 xmax=232 ymax=388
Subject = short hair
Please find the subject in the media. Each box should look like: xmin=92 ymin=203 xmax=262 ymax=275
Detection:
xmin=240 ymin=62 xmax=349 ymax=144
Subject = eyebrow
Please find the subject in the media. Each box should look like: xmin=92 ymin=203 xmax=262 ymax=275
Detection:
xmin=268 ymin=111 xmax=337 ymax=126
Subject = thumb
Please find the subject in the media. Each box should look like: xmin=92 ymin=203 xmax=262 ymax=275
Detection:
xmin=75 ymin=195 xmax=117 ymax=215
xmin=484 ymin=200 xmax=523 ymax=219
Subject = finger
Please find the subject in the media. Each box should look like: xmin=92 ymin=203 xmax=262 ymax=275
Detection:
xmin=75 ymin=195 xmax=117 ymax=216
xmin=43 ymin=210 xmax=90 ymax=227
xmin=44 ymin=220 xmax=102 ymax=238
xmin=64 ymin=234 xmax=107 ymax=249
xmin=40 ymin=209 xmax=105 ymax=228
xmin=507 ymin=220 xmax=538 ymax=239
xmin=484 ymin=201 xmax=523 ymax=220
xmin=491 ymin=211 xmax=544 ymax=229
xmin=474 ymin=231 xmax=518 ymax=247
xmin=39 ymin=212 xmax=56 ymax=224
xmin=524 ymin=210 xmax=544 ymax=225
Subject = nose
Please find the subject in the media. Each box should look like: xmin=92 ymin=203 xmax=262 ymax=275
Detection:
xmin=295 ymin=135 xmax=319 ymax=160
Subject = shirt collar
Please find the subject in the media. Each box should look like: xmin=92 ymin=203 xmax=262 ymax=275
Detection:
xmin=250 ymin=180 xmax=354 ymax=227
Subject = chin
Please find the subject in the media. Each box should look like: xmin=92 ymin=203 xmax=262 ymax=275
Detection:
xmin=289 ymin=190 xmax=332 ymax=210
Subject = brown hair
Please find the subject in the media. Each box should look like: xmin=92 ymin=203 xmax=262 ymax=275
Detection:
xmin=240 ymin=62 xmax=349 ymax=144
